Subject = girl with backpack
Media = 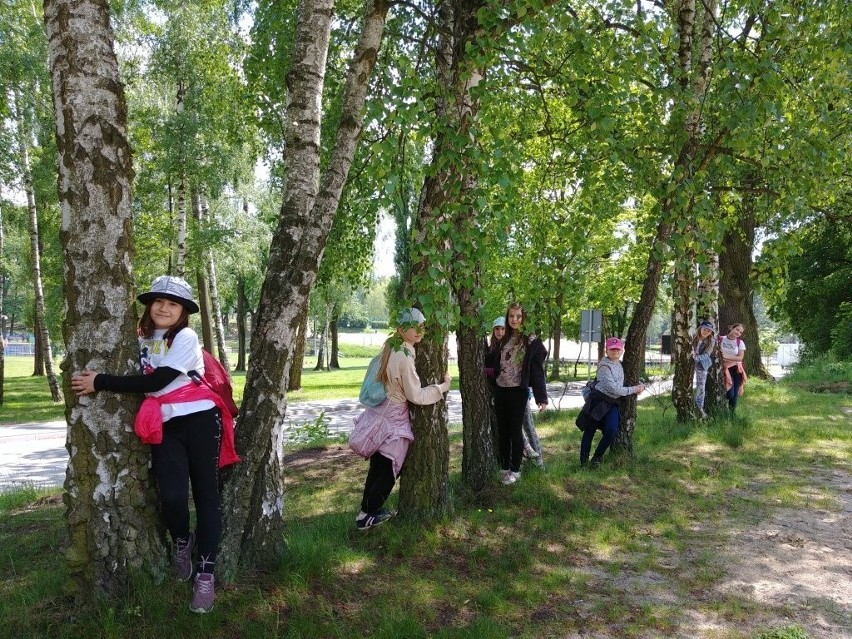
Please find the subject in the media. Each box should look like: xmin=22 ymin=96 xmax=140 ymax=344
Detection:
xmin=488 ymin=303 xmax=548 ymax=485
xmin=720 ymin=323 xmax=748 ymax=412
xmin=691 ymin=320 xmax=716 ymax=418
xmin=71 ymin=276 xmax=237 ymax=614
xmin=579 ymin=337 xmax=645 ymax=468
xmin=349 ymin=308 xmax=451 ymax=530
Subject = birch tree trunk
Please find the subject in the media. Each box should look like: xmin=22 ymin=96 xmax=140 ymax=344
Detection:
xmin=201 ymin=197 xmax=231 ymax=369
xmin=14 ymin=91 xmax=63 ymax=402
xmin=618 ymin=0 xmax=717 ymax=452
xmin=698 ymin=249 xmax=725 ymax=414
xmin=174 ymin=82 xmax=187 ymax=279
xmin=236 ymin=275 xmax=247 ymax=371
xmin=193 ymin=191 xmax=214 ymax=351
xmin=314 ymin=309 xmax=328 ymax=371
xmin=45 ymin=0 xmax=166 ymax=599
xmin=218 ymin=0 xmax=388 ymax=581
xmin=672 ymin=254 xmax=696 ymax=421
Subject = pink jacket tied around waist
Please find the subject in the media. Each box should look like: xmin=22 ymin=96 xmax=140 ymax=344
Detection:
xmin=349 ymin=400 xmax=413 ymax=477
xmin=134 ymin=382 xmax=240 ymax=468
xmin=722 ymin=361 xmax=748 ymax=395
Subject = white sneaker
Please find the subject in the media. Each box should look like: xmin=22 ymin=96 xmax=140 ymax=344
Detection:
xmin=502 ymin=471 xmax=521 ymax=485
xmin=500 ymin=469 xmax=510 ymax=482
xmin=524 ymin=443 xmax=539 ymax=458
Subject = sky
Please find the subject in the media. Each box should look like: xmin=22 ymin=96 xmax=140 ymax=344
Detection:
xmin=372 ymin=214 xmax=397 ymax=278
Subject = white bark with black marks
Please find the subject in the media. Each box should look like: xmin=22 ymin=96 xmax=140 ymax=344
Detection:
xmin=218 ymin=0 xmax=389 ymax=580
xmin=45 ymin=0 xmax=166 ymax=599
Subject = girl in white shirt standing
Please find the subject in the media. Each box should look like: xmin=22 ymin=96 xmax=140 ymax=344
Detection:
xmin=719 ymin=323 xmax=747 ymax=412
xmin=72 ymin=276 xmax=237 ymax=613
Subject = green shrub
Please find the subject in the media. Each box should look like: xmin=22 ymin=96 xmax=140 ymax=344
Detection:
xmin=783 ymin=355 xmax=852 ymax=393
xmin=338 ymin=343 xmax=382 ymax=358
xmin=830 ymin=301 xmax=852 ymax=359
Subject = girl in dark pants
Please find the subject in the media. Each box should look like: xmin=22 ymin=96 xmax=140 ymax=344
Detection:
xmin=350 ymin=308 xmax=451 ymax=530
xmin=581 ymin=337 xmax=644 ymax=468
xmin=152 ymin=408 xmax=223 ymax=566
xmin=72 ymin=276 xmax=238 ymax=614
xmin=720 ymin=323 xmax=747 ymax=412
xmin=360 ymin=453 xmax=395 ymax=517
xmin=487 ymin=303 xmax=548 ymax=485
xmin=580 ymin=404 xmax=620 ymax=467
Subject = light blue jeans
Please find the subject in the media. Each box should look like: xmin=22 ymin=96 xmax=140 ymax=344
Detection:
xmin=694 ymin=367 xmax=709 ymax=411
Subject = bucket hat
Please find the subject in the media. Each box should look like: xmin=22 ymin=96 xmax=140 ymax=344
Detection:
xmin=137 ymin=275 xmax=199 ymax=314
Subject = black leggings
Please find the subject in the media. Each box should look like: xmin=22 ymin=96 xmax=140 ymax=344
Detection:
xmin=151 ymin=408 xmax=222 ymax=568
xmin=494 ymin=385 xmax=528 ymax=472
xmin=360 ymin=453 xmax=396 ymax=515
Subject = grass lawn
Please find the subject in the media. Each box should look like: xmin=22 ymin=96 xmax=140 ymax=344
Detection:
xmin=0 ymin=377 xmax=850 ymax=638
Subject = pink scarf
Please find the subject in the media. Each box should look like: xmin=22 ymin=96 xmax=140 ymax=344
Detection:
xmin=134 ymin=383 xmax=240 ymax=468
xmin=722 ymin=361 xmax=747 ymax=395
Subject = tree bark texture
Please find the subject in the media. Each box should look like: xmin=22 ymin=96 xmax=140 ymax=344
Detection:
xmin=329 ymin=310 xmax=340 ymax=369
xmin=719 ymin=192 xmax=769 ymax=379
xmin=617 ymin=0 xmax=717 ymax=452
xmin=672 ymin=255 xmax=697 ymax=421
xmin=205 ymin=247 xmax=231 ymax=371
xmin=314 ymin=315 xmax=327 ymax=370
xmin=196 ymin=267 xmax=214 ymax=352
xmin=400 ymin=0 xmax=485 ymax=516
xmin=45 ymin=0 xmax=166 ymax=599
xmin=398 ymin=332 xmax=451 ymax=518
xmin=456 ymin=289 xmax=496 ymax=492
xmin=33 ymin=313 xmax=45 ymax=375
xmin=0 ymin=206 xmax=5 ymax=405
xmin=218 ymin=0 xmax=388 ymax=581
xmin=698 ymin=249 xmax=726 ymax=414
xmin=288 ymin=303 xmax=309 ymax=391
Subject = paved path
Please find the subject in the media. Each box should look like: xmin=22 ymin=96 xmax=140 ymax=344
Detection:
xmin=0 ymin=380 xmax=672 ymax=492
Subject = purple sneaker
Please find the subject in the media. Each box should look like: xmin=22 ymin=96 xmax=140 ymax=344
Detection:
xmin=173 ymin=532 xmax=195 ymax=582
xmin=190 ymin=572 xmax=215 ymax=613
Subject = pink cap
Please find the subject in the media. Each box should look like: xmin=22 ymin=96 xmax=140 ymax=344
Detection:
xmin=606 ymin=337 xmax=624 ymax=350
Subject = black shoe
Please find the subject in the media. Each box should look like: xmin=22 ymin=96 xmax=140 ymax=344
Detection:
xmin=590 ymin=457 xmax=602 ymax=469
xmin=356 ymin=509 xmax=394 ymax=531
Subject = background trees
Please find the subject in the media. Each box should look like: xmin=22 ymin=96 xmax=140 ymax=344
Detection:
xmin=12 ymin=0 xmax=848 ymax=599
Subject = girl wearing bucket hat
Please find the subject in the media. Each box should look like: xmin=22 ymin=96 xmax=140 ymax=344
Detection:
xmin=579 ymin=337 xmax=645 ymax=469
xmin=349 ymin=308 xmax=451 ymax=530
xmin=488 ymin=303 xmax=548 ymax=485
xmin=691 ymin=320 xmax=716 ymax=418
xmin=71 ymin=275 xmax=236 ymax=614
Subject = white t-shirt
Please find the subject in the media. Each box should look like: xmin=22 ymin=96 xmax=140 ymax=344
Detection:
xmin=719 ymin=336 xmax=746 ymax=360
xmin=139 ymin=328 xmax=213 ymax=421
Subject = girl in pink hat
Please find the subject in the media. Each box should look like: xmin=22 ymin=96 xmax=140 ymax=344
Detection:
xmin=579 ymin=337 xmax=645 ymax=468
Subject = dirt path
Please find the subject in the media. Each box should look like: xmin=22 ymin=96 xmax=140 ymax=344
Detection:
xmin=713 ymin=468 xmax=852 ymax=637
